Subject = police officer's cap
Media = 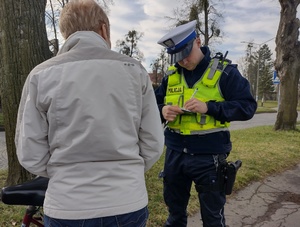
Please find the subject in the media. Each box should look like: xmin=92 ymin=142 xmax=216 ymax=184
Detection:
xmin=157 ymin=20 xmax=197 ymax=64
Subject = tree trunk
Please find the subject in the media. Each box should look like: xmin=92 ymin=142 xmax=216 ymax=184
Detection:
xmin=274 ymin=0 xmax=300 ymax=130
xmin=0 ymin=0 xmax=52 ymax=186
xmin=203 ymin=0 xmax=209 ymax=45
xmin=261 ymin=95 xmax=264 ymax=107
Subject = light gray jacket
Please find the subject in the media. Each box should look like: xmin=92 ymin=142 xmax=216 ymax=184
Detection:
xmin=15 ymin=31 xmax=164 ymax=219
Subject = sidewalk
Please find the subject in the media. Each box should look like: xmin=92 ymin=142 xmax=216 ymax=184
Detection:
xmin=188 ymin=163 xmax=300 ymax=227
xmin=0 ymin=131 xmax=7 ymax=170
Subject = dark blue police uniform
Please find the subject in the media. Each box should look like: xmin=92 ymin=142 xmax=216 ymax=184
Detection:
xmin=155 ymin=46 xmax=257 ymax=227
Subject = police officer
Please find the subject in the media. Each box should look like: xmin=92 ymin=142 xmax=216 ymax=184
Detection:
xmin=155 ymin=20 xmax=257 ymax=227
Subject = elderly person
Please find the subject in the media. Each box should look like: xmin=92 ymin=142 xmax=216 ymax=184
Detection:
xmin=15 ymin=0 xmax=164 ymax=226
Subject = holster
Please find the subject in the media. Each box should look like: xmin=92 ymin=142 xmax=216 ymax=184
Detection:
xmin=220 ymin=160 xmax=242 ymax=195
xmin=195 ymin=156 xmax=242 ymax=195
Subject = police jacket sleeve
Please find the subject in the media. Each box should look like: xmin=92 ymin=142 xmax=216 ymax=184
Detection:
xmin=154 ymin=76 xmax=168 ymax=123
xmin=206 ymin=65 xmax=257 ymax=122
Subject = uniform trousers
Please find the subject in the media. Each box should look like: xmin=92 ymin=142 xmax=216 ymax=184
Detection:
xmin=163 ymin=148 xmax=226 ymax=227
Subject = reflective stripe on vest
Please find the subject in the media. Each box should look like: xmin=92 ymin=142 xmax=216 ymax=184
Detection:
xmin=164 ymin=58 xmax=230 ymax=135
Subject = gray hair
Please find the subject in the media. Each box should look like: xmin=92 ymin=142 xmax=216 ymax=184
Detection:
xmin=59 ymin=0 xmax=110 ymax=39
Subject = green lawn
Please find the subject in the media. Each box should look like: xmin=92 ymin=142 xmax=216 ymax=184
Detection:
xmin=256 ymin=100 xmax=278 ymax=113
xmin=256 ymin=100 xmax=300 ymax=113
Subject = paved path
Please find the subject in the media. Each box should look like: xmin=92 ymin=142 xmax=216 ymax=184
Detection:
xmin=229 ymin=112 xmax=279 ymax=130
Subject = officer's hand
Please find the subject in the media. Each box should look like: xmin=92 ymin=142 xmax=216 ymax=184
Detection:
xmin=162 ymin=105 xmax=183 ymax=122
xmin=184 ymin=98 xmax=208 ymax=114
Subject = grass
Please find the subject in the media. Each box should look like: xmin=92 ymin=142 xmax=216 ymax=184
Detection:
xmin=0 ymin=102 xmax=300 ymax=226
xmin=0 ymin=170 xmax=27 ymax=227
xmin=256 ymin=100 xmax=278 ymax=113
xmin=256 ymin=100 xmax=300 ymax=113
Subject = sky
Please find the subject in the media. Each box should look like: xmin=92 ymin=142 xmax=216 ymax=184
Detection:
xmin=47 ymin=0 xmax=300 ymax=72
xmin=107 ymin=0 xmax=299 ymax=72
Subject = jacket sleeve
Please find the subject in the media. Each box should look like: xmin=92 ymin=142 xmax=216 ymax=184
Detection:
xmin=15 ymin=73 xmax=50 ymax=177
xmin=206 ymin=65 xmax=257 ymax=122
xmin=154 ymin=76 xmax=168 ymax=123
xmin=139 ymin=68 xmax=164 ymax=172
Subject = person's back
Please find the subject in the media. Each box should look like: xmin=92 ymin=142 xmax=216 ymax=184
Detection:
xmin=15 ymin=0 xmax=164 ymax=226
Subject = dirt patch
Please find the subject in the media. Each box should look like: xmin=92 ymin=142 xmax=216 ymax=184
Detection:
xmin=254 ymin=192 xmax=300 ymax=224
xmin=282 ymin=192 xmax=300 ymax=205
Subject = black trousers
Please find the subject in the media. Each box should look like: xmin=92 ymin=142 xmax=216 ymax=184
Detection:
xmin=163 ymin=148 xmax=226 ymax=227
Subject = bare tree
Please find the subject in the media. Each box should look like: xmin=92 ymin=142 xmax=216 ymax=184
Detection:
xmin=0 ymin=0 xmax=52 ymax=185
xmin=116 ymin=30 xmax=144 ymax=61
xmin=150 ymin=49 xmax=168 ymax=75
xmin=274 ymin=0 xmax=300 ymax=130
xmin=242 ymin=41 xmax=256 ymax=95
xmin=46 ymin=0 xmax=61 ymax=55
xmin=46 ymin=0 xmax=114 ymax=55
xmin=150 ymin=59 xmax=161 ymax=86
xmin=171 ymin=0 xmax=223 ymax=46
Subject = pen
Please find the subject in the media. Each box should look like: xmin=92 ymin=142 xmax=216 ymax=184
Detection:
xmin=164 ymin=121 xmax=169 ymax=130
xmin=190 ymin=88 xmax=198 ymax=99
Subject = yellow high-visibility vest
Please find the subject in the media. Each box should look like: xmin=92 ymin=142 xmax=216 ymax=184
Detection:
xmin=164 ymin=58 xmax=230 ymax=135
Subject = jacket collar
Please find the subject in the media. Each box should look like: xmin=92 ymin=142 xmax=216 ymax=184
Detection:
xmin=58 ymin=31 xmax=109 ymax=55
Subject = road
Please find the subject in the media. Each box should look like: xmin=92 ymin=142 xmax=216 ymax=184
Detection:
xmin=229 ymin=112 xmax=278 ymax=130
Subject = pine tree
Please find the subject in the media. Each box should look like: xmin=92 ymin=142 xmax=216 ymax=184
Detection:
xmin=257 ymin=44 xmax=274 ymax=107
